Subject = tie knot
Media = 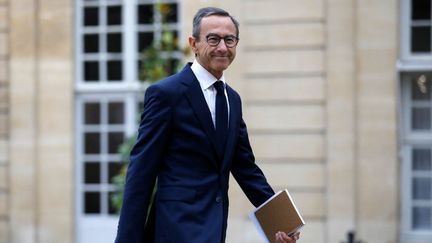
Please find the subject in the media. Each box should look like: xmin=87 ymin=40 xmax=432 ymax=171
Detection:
xmin=213 ymin=81 xmax=225 ymax=93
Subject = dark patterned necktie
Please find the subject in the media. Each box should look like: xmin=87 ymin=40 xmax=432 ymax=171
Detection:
xmin=213 ymin=81 xmax=228 ymax=157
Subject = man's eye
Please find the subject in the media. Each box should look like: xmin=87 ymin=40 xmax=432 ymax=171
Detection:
xmin=225 ymin=38 xmax=235 ymax=44
xmin=208 ymin=37 xmax=219 ymax=42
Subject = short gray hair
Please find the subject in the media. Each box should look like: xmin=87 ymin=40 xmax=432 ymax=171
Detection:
xmin=192 ymin=7 xmax=239 ymax=40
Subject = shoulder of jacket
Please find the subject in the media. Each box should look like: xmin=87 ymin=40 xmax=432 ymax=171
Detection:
xmin=227 ymin=84 xmax=241 ymax=100
xmin=147 ymin=73 xmax=190 ymax=104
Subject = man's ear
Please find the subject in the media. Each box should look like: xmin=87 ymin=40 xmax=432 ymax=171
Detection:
xmin=188 ymin=36 xmax=198 ymax=55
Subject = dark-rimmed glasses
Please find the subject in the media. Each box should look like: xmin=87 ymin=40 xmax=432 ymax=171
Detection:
xmin=205 ymin=34 xmax=239 ymax=48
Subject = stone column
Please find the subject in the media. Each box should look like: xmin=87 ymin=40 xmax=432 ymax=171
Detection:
xmin=9 ymin=0 xmax=39 ymax=241
xmin=9 ymin=0 xmax=73 ymax=242
xmin=326 ymin=0 xmax=357 ymax=242
xmin=0 ymin=0 xmax=10 ymax=242
xmin=355 ymin=0 xmax=398 ymax=242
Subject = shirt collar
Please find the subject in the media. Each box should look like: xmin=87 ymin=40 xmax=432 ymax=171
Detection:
xmin=191 ymin=60 xmax=226 ymax=90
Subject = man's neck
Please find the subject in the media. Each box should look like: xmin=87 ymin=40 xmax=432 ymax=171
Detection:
xmin=194 ymin=59 xmax=223 ymax=80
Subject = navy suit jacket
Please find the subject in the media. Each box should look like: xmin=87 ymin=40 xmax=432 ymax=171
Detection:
xmin=115 ymin=64 xmax=274 ymax=243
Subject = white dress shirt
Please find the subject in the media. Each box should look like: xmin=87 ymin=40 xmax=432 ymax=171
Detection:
xmin=190 ymin=60 xmax=230 ymax=127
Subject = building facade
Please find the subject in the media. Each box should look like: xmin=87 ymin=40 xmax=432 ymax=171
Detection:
xmin=1 ymin=0 xmax=428 ymax=242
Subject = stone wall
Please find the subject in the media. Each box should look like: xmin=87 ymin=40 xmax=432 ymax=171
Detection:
xmin=0 ymin=0 xmax=9 ymax=242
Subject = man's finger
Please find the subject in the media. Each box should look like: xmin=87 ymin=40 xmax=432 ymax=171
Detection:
xmin=292 ymin=232 xmax=300 ymax=240
xmin=280 ymin=231 xmax=291 ymax=241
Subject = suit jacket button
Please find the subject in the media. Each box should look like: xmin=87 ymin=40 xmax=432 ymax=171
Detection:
xmin=216 ymin=196 xmax=222 ymax=203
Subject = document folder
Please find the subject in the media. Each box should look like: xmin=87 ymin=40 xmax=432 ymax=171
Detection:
xmin=250 ymin=189 xmax=305 ymax=243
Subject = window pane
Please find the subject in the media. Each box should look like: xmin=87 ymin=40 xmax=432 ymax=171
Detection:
xmin=412 ymin=107 xmax=431 ymax=130
xmin=107 ymin=33 xmax=122 ymax=53
xmin=161 ymin=31 xmax=178 ymax=51
xmin=84 ymin=34 xmax=99 ymax=53
xmin=137 ymin=60 xmax=143 ymax=80
xmin=85 ymin=132 xmax=100 ymax=154
xmin=138 ymin=32 xmax=154 ymax=52
xmin=411 ymin=26 xmax=431 ymax=53
xmin=138 ymin=4 xmax=153 ymax=24
xmin=413 ymin=148 xmax=432 ymax=171
xmin=413 ymin=206 xmax=432 ymax=229
xmin=108 ymin=191 xmax=118 ymax=215
xmin=412 ymin=76 xmax=431 ymax=100
xmin=107 ymin=60 xmax=123 ymax=81
xmin=108 ymin=162 xmax=123 ymax=183
xmin=84 ymin=61 xmax=99 ymax=81
xmin=107 ymin=6 xmax=122 ymax=25
xmin=108 ymin=102 xmax=124 ymax=124
xmin=413 ymin=177 xmax=432 ymax=199
xmin=108 ymin=132 xmax=124 ymax=154
xmin=84 ymin=162 xmax=100 ymax=184
xmin=167 ymin=58 xmax=179 ymax=75
xmin=84 ymin=102 xmax=100 ymax=124
xmin=84 ymin=192 xmax=100 ymax=214
xmin=84 ymin=7 xmax=99 ymax=26
xmin=161 ymin=3 xmax=178 ymax=23
xmin=412 ymin=0 xmax=431 ymax=20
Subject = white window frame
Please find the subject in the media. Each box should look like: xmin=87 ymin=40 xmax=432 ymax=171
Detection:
xmin=400 ymin=73 xmax=432 ymax=242
xmin=75 ymin=93 xmax=140 ymax=243
xmin=75 ymin=0 xmax=140 ymax=92
xmin=399 ymin=0 xmax=432 ymax=72
xmin=400 ymin=0 xmax=432 ymax=61
xmin=399 ymin=1 xmax=432 ymax=241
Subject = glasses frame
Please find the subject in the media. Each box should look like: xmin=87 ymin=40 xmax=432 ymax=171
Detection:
xmin=205 ymin=34 xmax=239 ymax=48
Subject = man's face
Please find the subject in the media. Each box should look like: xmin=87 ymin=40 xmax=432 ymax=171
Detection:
xmin=189 ymin=15 xmax=237 ymax=79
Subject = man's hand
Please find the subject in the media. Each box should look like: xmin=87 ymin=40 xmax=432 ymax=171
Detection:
xmin=275 ymin=231 xmax=300 ymax=243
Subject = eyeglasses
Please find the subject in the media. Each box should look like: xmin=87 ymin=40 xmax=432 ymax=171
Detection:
xmin=205 ymin=34 xmax=239 ymax=48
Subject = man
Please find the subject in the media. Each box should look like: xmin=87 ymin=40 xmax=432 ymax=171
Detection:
xmin=115 ymin=7 xmax=300 ymax=243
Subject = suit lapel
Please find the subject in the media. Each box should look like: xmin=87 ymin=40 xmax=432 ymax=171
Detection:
xmin=181 ymin=66 xmax=220 ymax=165
xmin=221 ymin=86 xmax=239 ymax=170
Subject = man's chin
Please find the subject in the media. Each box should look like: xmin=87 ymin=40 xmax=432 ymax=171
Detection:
xmin=213 ymin=66 xmax=229 ymax=73
xmin=212 ymin=62 xmax=230 ymax=71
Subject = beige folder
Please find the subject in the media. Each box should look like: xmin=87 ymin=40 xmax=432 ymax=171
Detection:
xmin=252 ymin=189 xmax=305 ymax=243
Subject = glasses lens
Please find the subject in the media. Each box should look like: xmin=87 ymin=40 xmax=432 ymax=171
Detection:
xmin=225 ymin=37 xmax=236 ymax=47
xmin=207 ymin=36 xmax=220 ymax=46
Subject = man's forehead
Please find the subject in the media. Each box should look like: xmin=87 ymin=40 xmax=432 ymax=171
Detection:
xmin=200 ymin=16 xmax=236 ymax=34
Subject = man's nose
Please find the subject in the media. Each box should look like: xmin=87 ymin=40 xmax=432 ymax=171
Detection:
xmin=216 ymin=39 xmax=229 ymax=50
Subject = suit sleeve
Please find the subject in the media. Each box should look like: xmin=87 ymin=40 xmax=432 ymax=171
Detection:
xmin=115 ymin=84 xmax=172 ymax=243
xmin=231 ymin=103 xmax=275 ymax=208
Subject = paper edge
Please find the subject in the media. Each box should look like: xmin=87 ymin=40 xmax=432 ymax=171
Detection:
xmin=284 ymin=189 xmax=306 ymax=226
